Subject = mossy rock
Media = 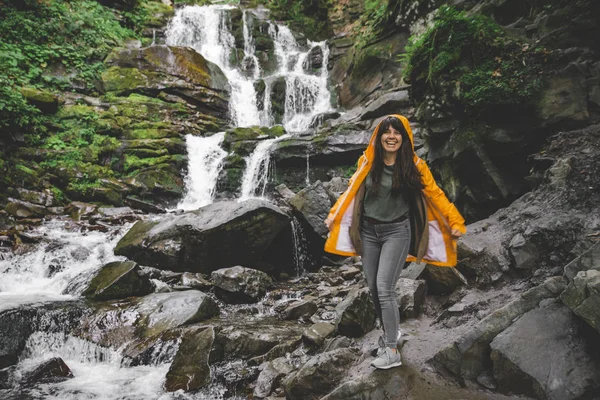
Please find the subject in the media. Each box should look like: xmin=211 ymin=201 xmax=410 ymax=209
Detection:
xmin=124 ymin=154 xmax=185 ymax=172
xmin=123 ymin=128 xmax=178 ymax=140
xmin=141 ymin=1 xmax=174 ymax=28
xmin=127 ymin=165 xmax=184 ymax=196
xmin=57 ymin=105 xmax=98 ymax=120
xmin=19 ymin=87 xmax=60 ymax=114
xmin=83 ymin=261 xmax=153 ymax=300
xmin=223 ymin=125 xmax=285 ymax=147
xmin=124 ymin=138 xmax=186 ymax=154
xmin=101 ymin=67 xmax=155 ymax=93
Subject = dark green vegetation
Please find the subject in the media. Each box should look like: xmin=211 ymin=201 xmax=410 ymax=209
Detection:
xmin=0 ymin=0 xmax=179 ymax=205
xmin=259 ymin=0 xmax=332 ymax=41
xmin=402 ymin=5 xmax=548 ymax=117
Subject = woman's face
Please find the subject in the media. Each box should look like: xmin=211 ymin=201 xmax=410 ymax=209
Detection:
xmin=380 ymin=125 xmax=403 ymax=154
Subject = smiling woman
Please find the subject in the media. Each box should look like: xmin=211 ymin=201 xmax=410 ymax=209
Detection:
xmin=323 ymin=114 xmax=466 ymax=370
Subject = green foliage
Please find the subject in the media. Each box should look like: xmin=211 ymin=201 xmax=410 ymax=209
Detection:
xmin=402 ymin=6 xmax=547 ymax=115
xmin=264 ymin=0 xmax=332 ymax=41
xmin=353 ymin=0 xmax=392 ymax=48
xmin=0 ymin=0 xmax=138 ymax=140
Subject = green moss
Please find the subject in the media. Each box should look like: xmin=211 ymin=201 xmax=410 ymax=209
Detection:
xmin=101 ymin=67 xmax=152 ymax=93
xmin=124 ymin=154 xmax=185 ymax=172
xmin=402 ymin=5 xmax=547 ymax=116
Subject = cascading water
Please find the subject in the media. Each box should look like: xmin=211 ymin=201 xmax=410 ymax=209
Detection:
xmin=177 ymin=133 xmax=228 ymax=210
xmin=0 ymin=221 xmax=130 ymax=312
xmin=166 ymin=5 xmax=332 ymax=201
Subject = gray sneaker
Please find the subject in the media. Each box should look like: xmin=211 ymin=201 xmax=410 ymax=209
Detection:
xmin=371 ymin=347 xmax=402 ymax=369
xmin=376 ymin=329 xmax=402 ymax=357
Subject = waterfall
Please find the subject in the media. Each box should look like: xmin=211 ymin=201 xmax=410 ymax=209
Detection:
xmin=166 ymin=5 xmax=333 ymax=201
xmin=177 ymin=133 xmax=228 ymax=211
xmin=166 ymin=5 xmax=261 ymax=127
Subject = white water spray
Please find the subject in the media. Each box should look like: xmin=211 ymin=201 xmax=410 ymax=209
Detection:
xmin=177 ymin=133 xmax=228 ymax=211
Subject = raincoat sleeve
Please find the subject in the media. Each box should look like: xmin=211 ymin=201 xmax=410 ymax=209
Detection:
xmin=419 ymin=161 xmax=466 ymax=234
xmin=327 ymin=154 xmax=365 ymax=221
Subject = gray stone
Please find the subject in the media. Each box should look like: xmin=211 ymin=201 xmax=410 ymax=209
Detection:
xmin=82 ymin=261 xmax=154 ymax=301
xmin=283 ymin=300 xmax=318 ymax=320
xmin=216 ymin=323 xmax=302 ymax=361
xmin=490 ymin=301 xmax=600 ymax=399
xmin=434 ymin=276 xmax=567 ymax=380
xmin=23 ymin=357 xmax=73 ymax=386
xmin=5 ymin=199 xmax=48 ymax=218
xmin=560 ymin=269 xmax=600 ymax=334
xmin=508 ymin=233 xmax=539 ymax=270
xmin=114 ymin=199 xmax=290 ymax=274
xmin=335 ymin=288 xmax=376 ymax=338
xmin=275 ymin=184 xmax=296 ymax=201
xmin=165 ymin=326 xmax=214 ymax=392
xmin=181 ymin=272 xmax=212 ymax=290
xmin=254 ymin=357 xmax=296 ymax=398
xmin=359 ymin=90 xmax=410 ymax=121
xmin=424 ymin=265 xmax=467 ymax=295
xmin=341 ymin=266 xmax=361 ymax=280
xmin=289 ymin=181 xmax=333 ymax=238
xmin=302 ymin=322 xmax=336 ymax=347
xmin=212 ymin=266 xmax=273 ymax=304
xmin=399 ymin=262 xmax=427 ymax=280
xmin=564 ymin=242 xmax=600 ymax=281
xmin=395 ymin=278 xmax=427 ymax=319
xmin=283 ymin=348 xmax=358 ymax=400
xmin=77 ymin=291 xmax=219 ymax=353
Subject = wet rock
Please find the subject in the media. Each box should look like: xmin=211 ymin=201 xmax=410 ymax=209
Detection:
xmin=254 ymin=357 xmax=296 ymax=398
xmin=322 ymin=177 xmax=348 ymax=196
xmin=124 ymin=197 xmax=166 ymax=214
xmin=180 ymin=272 xmax=212 ymax=290
xmin=248 ymin=336 xmax=303 ymax=367
xmin=490 ymin=300 xmax=600 ymax=399
xmin=423 ymin=265 xmax=467 ymax=295
xmin=0 ymin=366 xmax=15 ymax=389
xmin=5 ymin=199 xmax=48 ymax=218
xmin=564 ymin=242 xmax=600 ymax=281
xmin=212 ymin=266 xmax=273 ymax=304
xmin=340 ymin=266 xmax=361 ymax=280
xmin=288 ymin=181 xmax=333 ymax=238
xmin=283 ymin=348 xmax=358 ymax=400
xmin=302 ymin=322 xmax=336 ymax=347
xmin=434 ymin=276 xmax=567 ymax=380
xmin=283 ymin=300 xmax=318 ymax=320
xmin=23 ymin=357 xmax=73 ymax=386
xmin=16 ymin=188 xmax=56 ymax=207
xmin=560 ymin=269 xmax=600 ymax=334
xmin=165 ymin=326 xmax=214 ymax=392
xmin=82 ymin=261 xmax=154 ymax=301
xmin=114 ymin=199 xmax=290 ymax=274
xmin=274 ymin=184 xmax=296 ymax=201
xmin=335 ymin=288 xmax=376 ymax=338
xmin=65 ymin=201 xmax=98 ymax=221
xmin=0 ymin=301 xmax=89 ymax=369
xmin=102 ymin=45 xmax=230 ymax=119
xmin=215 ymin=322 xmax=302 ymax=361
xmin=77 ymin=291 xmax=219 ymax=351
xmin=395 ymin=278 xmax=427 ymax=319
xmin=303 ymin=45 xmax=323 ymax=73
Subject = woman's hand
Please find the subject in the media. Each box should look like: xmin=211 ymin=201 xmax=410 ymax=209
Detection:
xmin=451 ymin=228 xmax=463 ymax=238
xmin=324 ymin=217 xmax=334 ymax=232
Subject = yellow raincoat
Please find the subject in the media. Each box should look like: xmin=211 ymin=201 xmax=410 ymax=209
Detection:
xmin=324 ymin=115 xmax=466 ymax=267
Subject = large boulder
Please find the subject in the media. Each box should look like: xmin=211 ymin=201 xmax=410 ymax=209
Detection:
xmin=114 ymin=200 xmax=290 ymax=274
xmin=102 ymin=45 xmax=230 ymax=119
xmin=82 ymin=261 xmax=154 ymax=300
xmin=22 ymin=357 xmax=73 ymax=387
xmin=490 ymin=300 xmax=600 ymax=399
xmin=560 ymin=269 xmax=600 ymax=334
xmin=76 ymin=291 xmax=219 ymax=355
xmin=335 ymin=288 xmax=376 ymax=338
xmin=563 ymin=242 xmax=600 ymax=281
xmin=211 ymin=266 xmax=273 ymax=304
xmin=434 ymin=276 xmax=567 ymax=380
xmin=283 ymin=348 xmax=358 ymax=400
xmin=253 ymin=357 xmax=296 ymax=398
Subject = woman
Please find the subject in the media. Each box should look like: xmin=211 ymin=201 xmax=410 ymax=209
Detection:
xmin=323 ymin=114 xmax=466 ymax=370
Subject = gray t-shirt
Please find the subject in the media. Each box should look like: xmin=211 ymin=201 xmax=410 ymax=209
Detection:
xmin=363 ymin=165 xmax=410 ymax=222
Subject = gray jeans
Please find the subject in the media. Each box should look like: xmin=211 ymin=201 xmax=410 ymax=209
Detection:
xmin=360 ymin=218 xmax=411 ymax=348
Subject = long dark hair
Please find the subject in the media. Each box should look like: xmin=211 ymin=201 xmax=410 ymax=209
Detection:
xmin=370 ymin=116 xmax=424 ymax=195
